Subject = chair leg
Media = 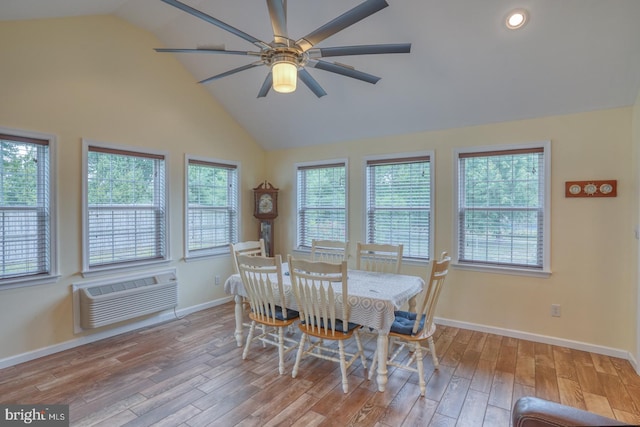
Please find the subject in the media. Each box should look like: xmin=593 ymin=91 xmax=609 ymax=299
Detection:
xmin=338 ymin=340 xmax=349 ymax=393
xmin=354 ymin=330 xmax=367 ymax=370
xmin=368 ymin=347 xmax=378 ymax=381
xmin=277 ymin=327 xmax=285 ymax=375
xmin=414 ymin=344 xmax=426 ymax=397
xmin=292 ymin=333 xmax=307 ymax=378
xmin=242 ymin=321 xmax=256 ymax=360
xmin=427 ymin=336 xmax=439 ymax=369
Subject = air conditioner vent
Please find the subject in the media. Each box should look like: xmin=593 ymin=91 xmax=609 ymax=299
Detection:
xmin=76 ymin=270 xmax=178 ymax=330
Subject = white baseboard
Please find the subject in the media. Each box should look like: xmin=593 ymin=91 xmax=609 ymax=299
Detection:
xmin=0 ymin=296 xmax=233 ymax=370
xmin=435 ymin=316 xmax=638 ymax=372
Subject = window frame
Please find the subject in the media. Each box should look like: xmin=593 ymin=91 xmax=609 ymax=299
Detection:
xmin=363 ymin=151 xmax=434 ymax=264
xmin=453 ymin=141 xmax=551 ymax=277
xmin=184 ymin=154 xmax=240 ymax=260
xmin=0 ymin=127 xmax=59 ymax=289
xmin=81 ymin=139 xmax=170 ymax=277
xmin=295 ymin=159 xmax=349 ymax=251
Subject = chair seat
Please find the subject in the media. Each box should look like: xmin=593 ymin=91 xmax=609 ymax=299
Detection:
xmin=249 ymin=305 xmax=298 ymax=325
xmin=298 ymin=319 xmax=361 ymax=340
xmin=390 ymin=310 xmax=425 ymax=335
xmin=249 ymin=312 xmax=298 ymax=327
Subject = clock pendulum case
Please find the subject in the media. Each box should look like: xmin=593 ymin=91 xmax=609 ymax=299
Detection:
xmin=253 ymin=181 xmax=278 ymax=256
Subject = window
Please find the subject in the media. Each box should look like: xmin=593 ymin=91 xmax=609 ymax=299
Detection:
xmin=365 ymin=154 xmax=432 ymax=261
xmin=455 ymin=142 xmax=550 ymax=274
xmin=83 ymin=141 xmax=168 ymax=273
xmin=0 ymin=130 xmax=57 ymax=286
xmin=185 ymin=156 xmax=239 ymax=258
xmin=296 ymin=160 xmax=347 ymax=248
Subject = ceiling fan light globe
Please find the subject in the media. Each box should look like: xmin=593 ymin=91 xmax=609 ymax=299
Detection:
xmin=272 ymin=61 xmax=297 ymax=93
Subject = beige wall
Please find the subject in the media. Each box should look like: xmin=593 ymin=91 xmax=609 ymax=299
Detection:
xmin=0 ymin=16 xmax=265 ymax=360
xmin=633 ymin=89 xmax=640 ymax=364
xmin=267 ymin=108 xmax=637 ymax=355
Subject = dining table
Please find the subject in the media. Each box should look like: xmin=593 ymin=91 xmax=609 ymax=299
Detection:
xmin=224 ymin=262 xmax=425 ymax=392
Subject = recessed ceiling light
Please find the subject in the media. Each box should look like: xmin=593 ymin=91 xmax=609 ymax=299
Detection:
xmin=506 ymin=9 xmax=528 ymax=30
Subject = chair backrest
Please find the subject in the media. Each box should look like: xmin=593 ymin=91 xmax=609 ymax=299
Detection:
xmin=356 ymin=242 xmax=404 ymax=274
xmin=287 ymin=255 xmax=349 ymax=335
xmin=412 ymin=251 xmax=451 ymax=335
xmin=310 ymin=239 xmax=349 ymax=263
xmin=237 ymin=254 xmax=292 ymax=321
xmin=230 ymin=239 xmax=266 ymax=273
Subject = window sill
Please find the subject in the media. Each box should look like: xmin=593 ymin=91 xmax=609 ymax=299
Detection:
xmin=0 ymin=274 xmax=61 ymax=291
xmin=82 ymin=259 xmax=171 ymax=279
xmin=184 ymin=250 xmax=229 ymax=262
xmin=452 ymin=262 xmax=551 ymax=278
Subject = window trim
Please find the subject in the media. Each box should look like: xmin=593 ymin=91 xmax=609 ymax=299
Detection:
xmin=453 ymin=141 xmax=551 ymax=277
xmin=81 ymin=139 xmax=170 ymax=277
xmin=184 ymin=154 xmax=240 ymax=261
xmin=0 ymin=126 xmax=59 ymax=290
xmin=362 ymin=151 xmax=434 ymax=264
xmin=294 ymin=158 xmax=349 ymax=252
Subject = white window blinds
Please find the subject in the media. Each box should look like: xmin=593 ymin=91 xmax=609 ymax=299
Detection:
xmin=296 ymin=162 xmax=347 ymax=248
xmin=186 ymin=158 xmax=238 ymax=257
xmin=457 ymin=147 xmax=545 ymax=269
xmin=366 ymin=156 xmax=431 ymax=260
xmin=0 ymin=134 xmax=51 ymax=281
xmin=86 ymin=145 xmax=167 ymax=268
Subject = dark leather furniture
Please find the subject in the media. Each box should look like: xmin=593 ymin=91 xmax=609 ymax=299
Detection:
xmin=512 ymin=397 xmax=628 ymax=426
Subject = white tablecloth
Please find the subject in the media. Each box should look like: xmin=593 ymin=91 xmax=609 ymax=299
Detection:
xmin=224 ymin=263 xmax=424 ymax=333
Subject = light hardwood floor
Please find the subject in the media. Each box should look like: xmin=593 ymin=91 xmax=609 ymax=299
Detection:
xmin=1 ymin=302 xmax=639 ymax=426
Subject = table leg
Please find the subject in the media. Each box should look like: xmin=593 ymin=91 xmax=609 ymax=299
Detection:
xmin=234 ymin=295 xmax=244 ymax=347
xmin=376 ymin=332 xmax=389 ymax=392
xmin=408 ymin=295 xmax=417 ymax=313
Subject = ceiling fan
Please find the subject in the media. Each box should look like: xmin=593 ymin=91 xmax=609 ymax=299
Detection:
xmin=156 ymin=0 xmax=411 ymax=97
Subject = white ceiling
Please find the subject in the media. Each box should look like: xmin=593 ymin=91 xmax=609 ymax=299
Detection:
xmin=3 ymin=0 xmax=640 ymax=150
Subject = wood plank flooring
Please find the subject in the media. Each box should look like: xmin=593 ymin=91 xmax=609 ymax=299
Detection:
xmin=1 ymin=302 xmax=639 ymax=426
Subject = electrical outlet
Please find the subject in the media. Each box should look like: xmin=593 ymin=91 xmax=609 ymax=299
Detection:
xmin=551 ymin=304 xmax=561 ymax=317
xmin=215 ymin=275 xmax=220 ymax=286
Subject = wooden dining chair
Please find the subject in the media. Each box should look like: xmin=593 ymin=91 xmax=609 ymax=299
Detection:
xmin=229 ymin=239 xmax=266 ymax=273
xmin=310 ymin=239 xmax=349 ymax=263
xmin=230 ymin=239 xmax=267 ymax=326
xmin=368 ymin=251 xmax=451 ymax=396
xmin=356 ymin=242 xmax=404 ymax=274
xmin=237 ymin=254 xmax=299 ymax=375
xmin=287 ymin=255 xmax=367 ymax=393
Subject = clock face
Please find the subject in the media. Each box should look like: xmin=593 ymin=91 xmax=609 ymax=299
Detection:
xmin=258 ymin=194 xmax=273 ymax=213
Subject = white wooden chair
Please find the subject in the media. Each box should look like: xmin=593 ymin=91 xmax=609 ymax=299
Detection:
xmin=310 ymin=239 xmax=349 ymax=263
xmin=287 ymin=255 xmax=367 ymax=393
xmin=237 ymin=254 xmax=299 ymax=375
xmin=368 ymin=251 xmax=451 ymax=396
xmin=356 ymin=242 xmax=404 ymax=274
xmin=230 ymin=239 xmax=267 ymax=326
xmin=230 ymin=239 xmax=266 ymax=273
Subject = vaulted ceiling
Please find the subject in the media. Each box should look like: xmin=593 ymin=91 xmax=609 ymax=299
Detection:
xmin=3 ymin=0 xmax=640 ymax=150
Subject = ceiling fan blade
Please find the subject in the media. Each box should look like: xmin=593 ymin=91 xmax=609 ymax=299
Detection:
xmin=309 ymin=43 xmax=411 ymax=58
xmin=198 ymin=62 xmax=264 ymax=84
xmin=298 ymin=68 xmax=327 ymax=98
xmin=257 ymin=72 xmax=273 ymax=98
xmin=308 ymin=60 xmax=380 ymax=84
xmin=155 ymin=48 xmax=259 ymax=56
xmin=161 ymin=0 xmax=270 ymax=50
xmin=266 ymin=0 xmax=288 ymax=45
xmin=295 ymin=0 xmax=388 ymax=52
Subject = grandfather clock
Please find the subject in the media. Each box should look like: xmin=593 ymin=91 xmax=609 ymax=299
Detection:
xmin=253 ymin=181 xmax=278 ymax=257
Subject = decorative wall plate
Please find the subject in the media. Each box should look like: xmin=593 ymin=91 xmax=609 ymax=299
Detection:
xmin=568 ymin=184 xmax=581 ymax=195
xmin=599 ymin=183 xmax=613 ymax=194
xmin=583 ymin=183 xmax=597 ymax=195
